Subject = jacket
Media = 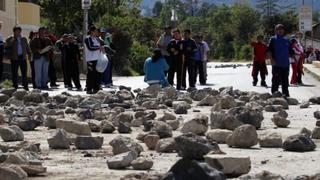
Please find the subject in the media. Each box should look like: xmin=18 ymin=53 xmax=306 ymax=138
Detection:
xmin=5 ymin=36 xmax=31 ymax=60
xmin=268 ymin=35 xmax=294 ymax=68
xmin=84 ymin=36 xmax=101 ymax=62
xmin=144 ymin=57 xmax=169 ymax=87
xmin=30 ymin=37 xmax=53 ymax=60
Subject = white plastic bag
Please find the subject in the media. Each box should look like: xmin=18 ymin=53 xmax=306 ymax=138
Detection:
xmin=96 ymin=52 xmax=109 ymax=73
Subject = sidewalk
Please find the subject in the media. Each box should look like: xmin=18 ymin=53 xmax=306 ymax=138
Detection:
xmin=304 ymin=62 xmax=320 ymax=81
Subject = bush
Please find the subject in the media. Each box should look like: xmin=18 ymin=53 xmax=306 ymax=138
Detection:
xmin=239 ymin=44 xmax=253 ymax=61
xmin=129 ymin=41 xmax=151 ymax=75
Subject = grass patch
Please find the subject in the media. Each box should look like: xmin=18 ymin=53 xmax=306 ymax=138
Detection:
xmin=0 ymin=79 xmax=13 ymax=89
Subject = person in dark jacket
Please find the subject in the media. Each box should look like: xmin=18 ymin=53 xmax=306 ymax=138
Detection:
xmin=268 ymin=24 xmax=294 ymax=97
xmin=5 ymin=26 xmax=32 ymax=90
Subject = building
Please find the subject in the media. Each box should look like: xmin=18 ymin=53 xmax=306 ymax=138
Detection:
xmin=0 ymin=0 xmax=40 ymax=38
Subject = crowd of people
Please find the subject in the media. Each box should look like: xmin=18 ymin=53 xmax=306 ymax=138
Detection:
xmin=0 ymin=25 xmax=115 ymax=94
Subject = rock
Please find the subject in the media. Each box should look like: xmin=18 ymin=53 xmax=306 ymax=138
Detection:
xmin=259 ymin=133 xmax=283 ymax=147
xmin=12 ymin=117 xmax=41 ymax=131
xmin=239 ymin=170 xmax=285 ymax=180
xmin=75 ymin=136 xmax=103 ymax=149
xmin=45 ymin=116 xmax=57 ymax=129
xmin=300 ymin=127 xmax=312 ymax=138
xmin=283 ymin=134 xmax=316 ymax=152
xmin=311 ymin=127 xmax=320 ymax=139
xmin=116 ymin=89 xmax=134 ymax=100
xmin=143 ymin=134 xmax=160 ymax=150
xmin=197 ymin=95 xmax=219 ymax=106
xmin=65 ymin=107 xmax=76 ymax=114
xmin=79 ymin=97 xmax=101 ymax=109
xmin=175 ymin=133 xmax=220 ymax=160
xmin=151 ymin=121 xmax=173 ymax=138
xmin=47 ymin=129 xmax=70 ymax=149
xmin=113 ymin=112 xmax=133 ymax=126
xmin=166 ymin=119 xmax=180 ymax=130
xmin=0 ymin=113 xmax=5 ymax=125
xmin=131 ymin=157 xmax=154 ymax=170
xmin=264 ymin=105 xmax=283 ymax=112
xmin=0 ymin=165 xmax=28 ymax=180
xmin=23 ymin=91 xmax=45 ymax=103
xmin=174 ymin=101 xmax=189 ymax=114
xmin=76 ymin=109 xmax=93 ymax=120
xmin=109 ymin=136 xmax=143 ymax=155
xmin=206 ymin=129 xmax=232 ymax=144
xmin=272 ymin=115 xmax=290 ymax=128
xmin=287 ymin=97 xmax=299 ymax=105
xmin=141 ymin=100 xmax=159 ymax=109
xmin=300 ymin=101 xmax=310 ymax=109
xmin=162 ymin=159 xmax=226 ymax=180
xmin=276 ymin=110 xmax=288 ymax=118
xmin=100 ymin=120 xmax=116 ymax=133
xmin=53 ymin=94 xmax=68 ymax=104
xmin=158 ymin=111 xmax=176 ymax=121
xmin=205 ymin=155 xmax=251 ymax=178
xmin=118 ymin=122 xmax=132 ymax=134
xmin=268 ymin=98 xmax=289 ymax=109
xmin=316 ymin=120 xmax=320 ymax=127
xmin=314 ymin=111 xmax=320 ymax=119
xmin=56 ymin=119 xmax=91 ymax=136
xmin=86 ymin=119 xmax=101 ymax=132
xmin=0 ymin=126 xmax=24 ymax=142
xmin=1 ymin=88 xmax=16 ymax=97
xmin=227 ymin=106 xmax=264 ymax=129
xmin=226 ymin=124 xmax=258 ymax=148
xmin=155 ymin=138 xmax=178 ymax=153
xmin=217 ymin=95 xmax=236 ymax=109
xmin=20 ymin=164 xmax=46 ymax=176
xmin=64 ymin=98 xmax=78 ymax=108
xmin=210 ymin=111 xmax=242 ymax=130
xmin=12 ymin=90 xmax=27 ymax=100
xmin=181 ymin=115 xmax=208 ymax=135
xmin=0 ymin=93 xmax=10 ymax=103
xmin=4 ymin=153 xmax=29 ymax=164
xmin=107 ymin=151 xmax=138 ymax=169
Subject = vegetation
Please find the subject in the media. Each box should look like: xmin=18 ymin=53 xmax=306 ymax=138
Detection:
xmin=38 ymin=0 xmax=308 ymax=75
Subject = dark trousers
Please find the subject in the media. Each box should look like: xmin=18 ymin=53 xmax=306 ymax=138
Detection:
xmin=182 ymin=58 xmax=196 ymax=88
xmin=86 ymin=60 xmax=99 ymax=92
xmin=297 ymin=67 xmax=303 ymax=84
xmin=271 ymin=66 xmax=289 ymax=97
xmin=101 ymin=58 xmax=113 ymax=85
xmin=194 ymin=60 xmax=205 ymax=85
xmin=0 ymin=45 xmax=3 ymax=81
xmin=252 ymin=61 xmax=267 ymax=84
xmin=48 ymin=58 xmax=57 ymax=85
xmin=11 ymin=56 xmax=28 ymax=89
xmin=29 ymin=61 xmax=36 ymax=88
xmin=61 ymin=59 xmax=67 ymax=86
xmin=164 ymin=56 xmax=170 ymax=76
xmin=66 ymin=60 xmax=81 ymax=88
xmin=168 ymin=55 xmax=182 ymax=89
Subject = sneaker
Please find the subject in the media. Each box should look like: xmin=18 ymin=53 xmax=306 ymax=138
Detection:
xmin=252 ymin=82 xmax=257 ymax=86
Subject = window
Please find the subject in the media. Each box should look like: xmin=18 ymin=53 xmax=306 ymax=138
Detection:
xmin=0 ymin=0 xmax=5 ymax=12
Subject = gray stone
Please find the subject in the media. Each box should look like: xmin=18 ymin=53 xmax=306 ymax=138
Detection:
xmin=23 ymin=91 xmax=45 ymax=103
xmin=116 ymin=89 xmax=134 ymax=100
xmin=79 ymin=97 xmax=101 ymax=109
xmin=166 ymin=119 xmax=180 ymax=130
xmin=314 ymin=111 xmax=320 ymax=119
xmin=311 ymin=127 xmax=320 ymax=139
xmin=210 ymin=111 xmax=243 ymax=130
xmin=143 ymin=134 xmax=160 ymax=150
xmin=197 ymin=95 xmax=219 ymax=106
xmin=141 ymin=100 xmax=159 ymax=109
xmin=109 ymin=135 xmax=143 ymax=155
xmin=158 ymin=111 xmax=176 ymax=121
xmin=65 ymin=107 xmax=76 ymax=114
xmin=12 ymin=90 xmax=27 ymax=100
xmin=86 ymin=119 xmax=101 ymax=132
xmin=113 ymin=112 xmax=133 ymax=126
xmin=300 ymin=127 xmax=312 ymax=138
xmin=226 ymin=124 xmax=258 ymax=148
xmin=64 ymin=98 xmax=78 ymax=108
xmin=239 ymin=170 xmax=284 ymax=180
xmin=1 ymin=88 xmax=16 ymax=97
xmin=45 ymin=116 xmax=57 ymax=129
xmin=0 ymin=125 xmax=24 ymax=142
xmin=272 ymin=115 xmax=290 ymax=128
xmin=173 ymin=101 xmax=189 ymax=114
xmin=131 ymin=157 xmax=154 ymax=170
xmin=107 ymin=151 xmax=138 ymax=169
xmin=217 ymin=95 xmax=236 ymax=109
xmin=286 ymin=97 xmax=299 ymax=105
xmin=0 ymin=165 xmax=28 ymax=180
xmin=155 ymin=138 xmax=178 ymax=153
xmin=268 ymin=98 xmax=289 ymax=109
xmin=118 ymin=122 xmax=132 ymax=134
xmin=300 ymin=101 xmax=310 ymax=109
xmin=12 ymin=117 xmax=42 ymax=131
xmin=56 ymin=119 xmax=91 ymax=136
xmin=0 ymin=93 xmax=10 ymax=103
xmin=19 ymin=164 xmax=46 ymax=176
xmin=175 ymin=133 xmax=220 ymax=160
xmin=283 ymin=134 xmax=316 ymax=152
xmin=151 ymin=121 xmax=173 ymax=138
xmin=181 ymin=114 xmax=208 ymax=135
xmin=276 ymin=110 xmax=288 ymax=118
xmin=264 ymin=105 xmax=283 ymax=112
xmin=227 ymin=106 xmax=264 ymax=129
xmin=259 ymin=133 xmax=283 ymax=147
xmin=206 ymin=129 xmax=233 ymax=144
xmin=205 ymin=155 xmax=251 ymax=178
xmin=316 ymin=120 xmax=320 ymax=127
xmin=75 ymin=136 xmax=103 ymax=149
xmin=47 ymin=129 xmax=70 ymax=149
xmin=100 ymin=120 xmax=116 ymax=133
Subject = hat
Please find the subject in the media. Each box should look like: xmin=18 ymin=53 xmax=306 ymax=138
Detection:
xmin=100 ymin=28 xmax=107 ymax=33
xmin=275 ymin=24 xmax=284 ymax=30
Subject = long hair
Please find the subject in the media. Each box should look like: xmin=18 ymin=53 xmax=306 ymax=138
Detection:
xmin=151 ymin=48 xmax=163 ymax=63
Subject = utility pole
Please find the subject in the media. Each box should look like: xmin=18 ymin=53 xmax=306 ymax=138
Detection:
xmin=82 ymin=0 xmax=91 ymax=71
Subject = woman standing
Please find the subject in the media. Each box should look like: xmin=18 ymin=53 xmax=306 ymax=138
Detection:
xmin=84 ymin=26 xmax=102 ymax=94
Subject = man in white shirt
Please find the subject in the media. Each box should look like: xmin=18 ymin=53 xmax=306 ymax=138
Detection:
xmin=201 ymin=35 xmax=210 ymax=82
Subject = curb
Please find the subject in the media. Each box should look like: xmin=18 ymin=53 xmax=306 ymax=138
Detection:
xmin=304 ymin=67 xmax=320 ymax=81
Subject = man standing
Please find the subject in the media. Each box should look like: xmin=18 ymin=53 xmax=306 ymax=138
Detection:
xmin=5 ymin=26 xmax=31 ymax=90
xmin=181 ymin=29 xmax=197 ymax=89
xmin=194 ymin=35 xmax=206 ymax=85
xmin=0 ymin=22 xmax=4 ymax=82
xmin=44 ymin=27 xmax=59 ymax=87
xmin=100 ymin=28 xmax=115 ymax=87
xmin=251 ymin=35 xmax=268 ymax=87
xmin=268 ymin=24 xmax=293 ymax=97
xmin=30 ymin=27 xmax=53 ymax=89
xmin=200 ymin=35 xmax=209 ymax=84
xmin=157 ymin=26 xmax=172 ymax=74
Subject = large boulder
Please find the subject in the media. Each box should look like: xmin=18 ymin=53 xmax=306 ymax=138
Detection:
xmin=282 ymin=134 xmax=316 ymax=152
xmin=226 ymin=124 xmax=258 ymax=148
xmin=175 ymin=133 xmax=220 ymax=160
xmin=47 ymin=129 xmax=70 ymax=149
xmin=75 ymin=136 xmax=103 ymax=149
xmin=227 ymin=106 xmax=264 ymax=129
xmin=205 ymin=155 xmax=251 ymax=178
xmin=107 ymin=151 xmax=138 ymax=169
xmin=181 ymin=115 xmax=208 ymax=135
xmin=109 ymin=136 xmax=143 ymax=155
xmin=0 ymin=126 xmax=24 ymax=142
xmin=56 ymin=119 xmax=91 ymax=136
xmin=162 ymin=159 xmax=226 ymax=180
xmin=206 ymin=129 xmax=232 ymax=144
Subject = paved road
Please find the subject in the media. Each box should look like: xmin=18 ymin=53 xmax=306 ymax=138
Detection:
xmin=45 ymin=62 xmax=320 ymax=101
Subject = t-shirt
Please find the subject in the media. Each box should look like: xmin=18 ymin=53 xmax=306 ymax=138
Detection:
xmin=158 ymin=34 xmax=172 ymax=56
xmin=251 ymin=41 xmax=267 ymax=63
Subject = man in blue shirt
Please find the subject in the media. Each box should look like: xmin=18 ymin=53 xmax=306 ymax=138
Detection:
xmin=194 ymin=35 xmax=206 ymax=85
xmin=268 ymin=24 xmax=293 ymax=97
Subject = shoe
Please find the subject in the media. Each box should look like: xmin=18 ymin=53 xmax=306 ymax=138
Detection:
xmin=76 ymin=87 xmax=83 ymax=91
xmin=252 ymin=82 xmax=257 ymax=86
xmin=261 ymin=82 xmax=267 ymax=87
xmin=86 ymin=91 xmax=93 ymax=94
xmin=51 ymin=83 xmax=60 ymax=87
xmin=68 ymin=87 xmax=73 ymax=91
xmin=24 ymin=87 xmax=29 ymax=91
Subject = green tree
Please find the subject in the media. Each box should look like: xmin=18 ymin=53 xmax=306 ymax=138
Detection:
xmin=153 ymin=1 xmax=163 ymax=17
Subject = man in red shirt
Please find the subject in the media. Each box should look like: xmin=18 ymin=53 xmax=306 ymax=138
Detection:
xmin=251 ymin=35 xmax=268 ymax=87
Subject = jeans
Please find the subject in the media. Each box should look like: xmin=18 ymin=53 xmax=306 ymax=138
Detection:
xmin=34 ymin=56 xmax=49 ymax=88
xmin=11 ymin=56 xmax=28 ymax=89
